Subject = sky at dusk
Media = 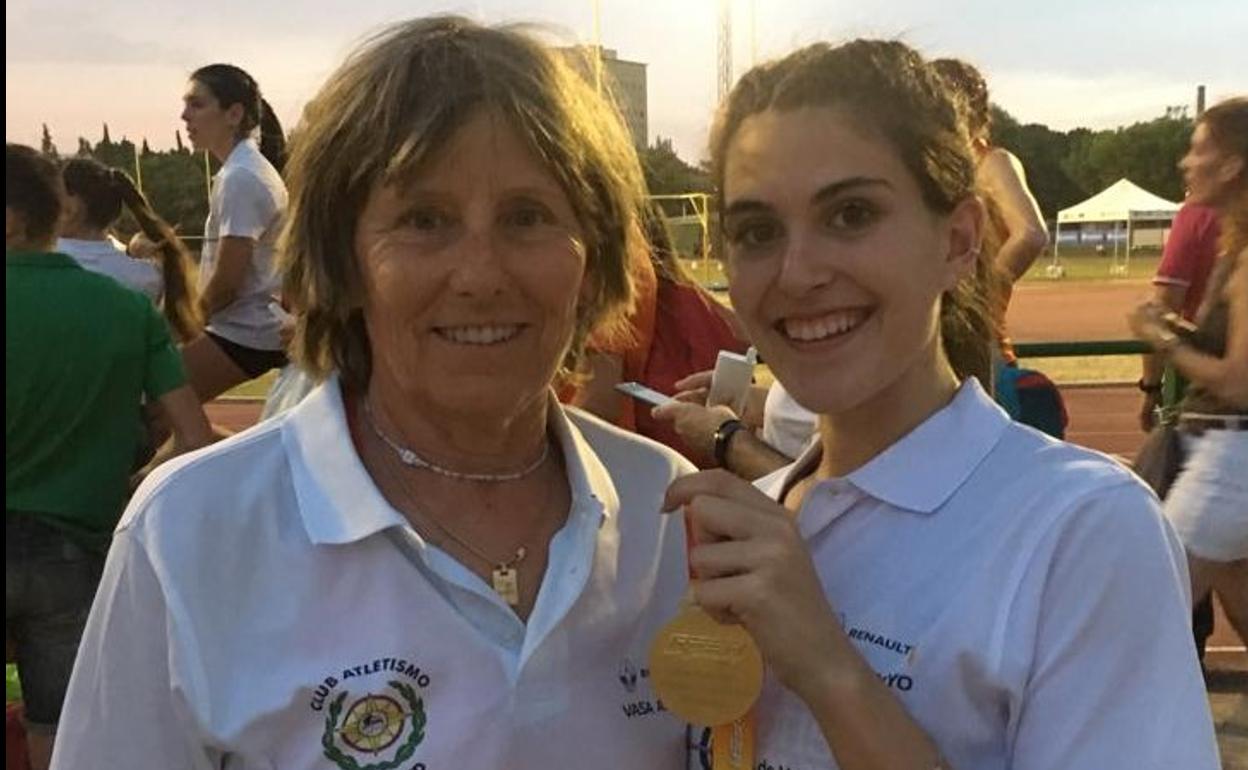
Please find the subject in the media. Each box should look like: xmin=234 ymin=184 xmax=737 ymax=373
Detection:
xmin=7 ymin=0 xmax=1245 ymax=162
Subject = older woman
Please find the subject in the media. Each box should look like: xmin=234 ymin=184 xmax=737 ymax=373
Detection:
xmin=53 ymin=18 xmax=691 ymax=769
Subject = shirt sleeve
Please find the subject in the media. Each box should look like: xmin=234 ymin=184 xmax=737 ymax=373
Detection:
xmin=217 ymin=168 xmax=278 ymax=241
xmin=1155 ymin=207 xmax=1199 ymax=287
xmin=1007 ymin=482 xmax=1220 ymax=770
xmin=52 ymin=529 xmax=217 ymax=769
xmin=143 ymin=299 xmax=188 ymax=400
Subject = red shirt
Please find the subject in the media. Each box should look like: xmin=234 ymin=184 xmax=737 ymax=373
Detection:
xmin=1154 ymin=203 xmax=1221 ymax=320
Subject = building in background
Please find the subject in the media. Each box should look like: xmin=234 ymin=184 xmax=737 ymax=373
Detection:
xmin=558 ymin=46 xmax=648 ymax=148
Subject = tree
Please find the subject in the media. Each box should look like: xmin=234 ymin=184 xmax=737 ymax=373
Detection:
xmin=77 ymin=137 xmax=92 ymax=156
xmin=40 ymin=123 xmax=59 ymax=157
xmin=641 ymin=137 xmax=710 ymax=196
xmin=142 ymin=138 xmax=153 ymax=156
xmin=175 ymin=130 xmax=186 ymax=154
xmin=990 ymin=105 xmax=1190 ymax=220
xmin=101 ymin=122 xmax=112 ymax=147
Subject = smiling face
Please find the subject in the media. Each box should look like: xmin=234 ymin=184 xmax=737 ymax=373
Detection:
xmin=724 ymin=106 xmax=978 ymax=417
xmin=355 ymin=109 xmax=588 ymax=422
xmin=1180 ymin=121 xmax=1243 ymax=207
xmin=180 ymin=80 xmax=241 ymax=159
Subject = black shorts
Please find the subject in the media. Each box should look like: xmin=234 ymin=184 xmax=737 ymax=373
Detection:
xmin=206 ymin=331 xmax=288 ymax=379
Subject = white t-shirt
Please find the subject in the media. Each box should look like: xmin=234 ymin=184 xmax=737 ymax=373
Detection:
xmin=54 ymin=378 xmax=694 ymax=770
xmin=739 ymin=379 xmax=1219 ymax=770
xmin=57 ymin=237 xmax=163 ymax=302
xmin=761 ymin=380 xmax=818 ymax=459
xmin=199 ymin=137 xmax=287 ymax=351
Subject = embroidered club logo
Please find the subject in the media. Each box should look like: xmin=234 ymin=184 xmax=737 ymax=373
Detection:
xmin=322 ymin=680 xmax=426 ymax=770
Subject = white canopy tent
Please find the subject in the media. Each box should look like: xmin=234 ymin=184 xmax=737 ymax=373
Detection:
xmin=1052 ymin=178 xmax=1181 ymax=275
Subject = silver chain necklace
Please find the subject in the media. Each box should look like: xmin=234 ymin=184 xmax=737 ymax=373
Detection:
xmin=363 ymin=400 xmax=550 ymax=483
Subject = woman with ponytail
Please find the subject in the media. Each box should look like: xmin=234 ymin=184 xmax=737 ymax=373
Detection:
xmin=179 ymin=63 xmax=289 ymax=399
xmin=58 ymin=158 xmax=201 ymax=342
xmin=659 ymin=39 xmax=1218 ymax=769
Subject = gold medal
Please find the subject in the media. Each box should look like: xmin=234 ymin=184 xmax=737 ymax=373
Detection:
xmin=648 ymin=602 xmax=764 ymax=726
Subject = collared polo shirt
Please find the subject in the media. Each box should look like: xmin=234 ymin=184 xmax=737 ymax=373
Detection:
xmin=740 ymin=380 xmax=1219 ymax=770
xmin=199 ymin=137 xmax=287 ymax=351
xmin=55 ymin=378 xmax=694 ymax=769
xmin=6 ymin=251 xmax=186 ymax=549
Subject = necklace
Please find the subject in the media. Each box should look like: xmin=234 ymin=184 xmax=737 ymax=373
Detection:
xmin=364 ymin=400 xmax=549 ymax=483
xmin=366 ymin=421 xmax=557 ymax=608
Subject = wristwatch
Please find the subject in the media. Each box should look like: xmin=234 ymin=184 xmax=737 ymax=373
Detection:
xmin=1137 ymin=378 xmax=1162 ymax=395
xmin=713 ymin=418 xmax=747 ymax=468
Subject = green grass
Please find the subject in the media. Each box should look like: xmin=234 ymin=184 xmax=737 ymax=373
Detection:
xmin=683 ymin=254 xmax=1163 ymax=287
xmin=1017 ymin=355 xmax=1139 ymax=384
xmin=1021 ymin=253 xmax=1161 ymax=282
xmin=222 ymin=369 xmax=278 ymax=400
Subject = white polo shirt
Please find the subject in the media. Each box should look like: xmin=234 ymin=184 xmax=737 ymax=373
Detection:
xmin=199 ymin=137 xmax=287 ymax=351
xmin=739 ymin=380 xmax=1219 ymax=770
xmin=761 ymin=380 xmax=817 ymax=459
xmin=57 ymin=236 xmax=163 ymax=302
xmin=55 ymin=378 xmax=694 ymax=769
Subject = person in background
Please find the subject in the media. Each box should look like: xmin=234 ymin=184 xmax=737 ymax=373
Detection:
xmin=933 ymin=57 xmax=1071 ymax=440
xmin=1140 ymin=201 xmax=1221 ymax=430
xmin=665 ymin=40 xmax=1217 ymax=769
xmin=654 ymin=373 xmax=809 ymax=480
xmin=6 ymin=143 xmax=213 ymax=770
xmin=571 ymin=200 xmax=749 ymax=463
xmin=179 ymin=63 xmax=289 ymax=400
xmin=58 ymin=157 xmax=202 ymax=342
xmin=1138 ymin=199 xmax=1223 ymax=666
xmin=931 ymin=57 xmax=1048 ymax=286
xmin=52 ymin=19 xmax=693 ymax=768
xmin=1131 ymin=96 xmax=1248 ymax=653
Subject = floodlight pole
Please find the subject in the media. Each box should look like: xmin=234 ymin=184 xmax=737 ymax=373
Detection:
xmin=593 ymin=0 xmax=602 ymax=94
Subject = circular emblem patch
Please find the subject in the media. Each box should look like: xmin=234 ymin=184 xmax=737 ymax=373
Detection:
xmin=340 ymin=694 xmax=405 ymax=753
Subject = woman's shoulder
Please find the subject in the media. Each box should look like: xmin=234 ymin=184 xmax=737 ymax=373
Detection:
xmin=994 ymin=420 xmax=1144 ymax=491
xmin=566 ymin=404 xmax=696 ymax=479
xmin=982 ymin=421 xmax=1163 ymax=539
xmin=119 ymin=418 xmax=290 ymax=539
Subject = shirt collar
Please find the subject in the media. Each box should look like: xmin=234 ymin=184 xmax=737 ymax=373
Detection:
xmin=765 ymin=378 xmax=1009 ymax=516
xmin=282 ymin=376 xmax=619 ymax=546
xmin=216 ymin=137 xmax=260 ymax=177
xmin=6 ymin=251 xmax=83 ymax=269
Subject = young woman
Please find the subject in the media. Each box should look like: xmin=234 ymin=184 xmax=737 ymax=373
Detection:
xmin=58 ymin=158 xmax=201 ymax=341
xmin=179 ymin=63 xmax=289 ymax=399
xmin=663 ymin=40 xmax=1219 ymax=769
xmin=1131 ymin=96 xmax=1248 ymax=650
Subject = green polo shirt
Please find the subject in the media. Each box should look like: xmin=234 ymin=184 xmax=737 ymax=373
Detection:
xmin=6 ymin=251 xmax=187 ymax=550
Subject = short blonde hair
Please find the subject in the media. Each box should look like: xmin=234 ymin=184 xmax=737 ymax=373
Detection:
xmin=280 ymin=16 xmax=647 ymax=389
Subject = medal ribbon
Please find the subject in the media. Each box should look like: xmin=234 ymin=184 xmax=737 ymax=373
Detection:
xmin=684 ymin=514 xmax=757 ymax=770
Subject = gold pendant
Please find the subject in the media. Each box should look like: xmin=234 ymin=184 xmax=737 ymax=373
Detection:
xmin=492 ymin=565 xmax=520 ymax=606
xmin=648 ymin=603 xmax=764 ymax=726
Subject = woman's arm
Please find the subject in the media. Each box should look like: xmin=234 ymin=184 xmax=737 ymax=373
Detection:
xmin=979 ymin=149 xmax=1049 ymax=282
xmin=1132 ymin=252 xmax=1248 ymax=408
xmin=664 ymin=471 xmax=948 ymax=770
xmin=198 ymin=236 xmax=254 ymax=318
